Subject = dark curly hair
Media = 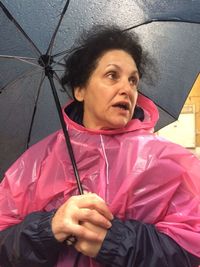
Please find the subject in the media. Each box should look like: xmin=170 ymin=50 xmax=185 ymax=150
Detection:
xmin=61 ymin=25 xmax=152 ymax=99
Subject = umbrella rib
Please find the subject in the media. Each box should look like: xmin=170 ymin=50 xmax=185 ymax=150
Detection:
xmin=52 ymin=48 xmax=79 ymax=68
xmin=0 ymin=68 xmax=43 ymax=92
xmin=53 ymin=46 xmax=81 ymax=60
xmin=26 ymin=73 xmax=46 ymax=148
xmin=46 ymin=0 xmax=71 ymax=57
xmin=52 ymin=55 xmax=67 ymax=68
xmin=123 ymin=17 xmax=200 ymax=31
xmin=0 ymin=55 xmax=42 ymax=68
xmin=0 ymin=2 xmax=42 ymax=57
xmin=138 ymin=92 xmax=177 ymax=119
xmin=53 ymin=48 xmax=71 ymax=58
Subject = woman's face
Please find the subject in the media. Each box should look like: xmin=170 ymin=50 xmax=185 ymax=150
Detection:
xmin=74 ymin=49 xmax=139 ymax=130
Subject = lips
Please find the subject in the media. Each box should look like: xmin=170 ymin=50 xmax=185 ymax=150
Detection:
xmin=112 ymin=101 xmax=130 ymax=111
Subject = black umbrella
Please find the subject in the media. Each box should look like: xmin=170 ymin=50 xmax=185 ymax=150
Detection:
xmin=0 ymin=0 xmax=84 ymax=193
xmin=0 ymin=0 xmax=200 ymax=181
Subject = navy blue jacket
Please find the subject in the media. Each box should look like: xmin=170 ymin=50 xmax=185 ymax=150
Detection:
xmin=0 ymin=211 xmax=200 ymax=267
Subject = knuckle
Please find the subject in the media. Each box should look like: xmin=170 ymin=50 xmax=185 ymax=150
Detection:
xmin=62 ymin=219 xmax=72 ymax=232
xmin=83 ymin=209 xmax=91 ymax=218
xmin=88 ymin=209 xmax=98 ymax=220
xmin=69 ymin=195 xmax=77 ymax=203
xmin=87 ymin=210 xmax=94 ymax=218
xmin=79 ymin=242 xmax=87 ymax=252
xmin=78 ymin=227 xmax=85 ymax=237
xmin=78 ymin=244 xmax=88 ymax=255
xmin=90 ymin=193 xmax=98 ymax=200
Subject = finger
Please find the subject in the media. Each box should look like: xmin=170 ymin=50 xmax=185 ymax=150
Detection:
xmin=77 ymin=208 xmax=112 ymax=228
xmin=69 ymin=224 xmax=104 ymax=242
xmin=74 ymin=239 xmax=99 ymax=258
xmin=75 ymin=194 xmax=113 ymax=220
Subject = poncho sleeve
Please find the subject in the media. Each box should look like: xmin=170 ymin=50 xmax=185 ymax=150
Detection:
xmin=108 ymin=136 xmax=200 ymax=259
xmin=0 ymin=131 xmax=67 ymax=267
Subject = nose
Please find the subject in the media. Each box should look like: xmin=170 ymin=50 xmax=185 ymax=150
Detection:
xmin=119 ymin=78 xmax=135 ymax=97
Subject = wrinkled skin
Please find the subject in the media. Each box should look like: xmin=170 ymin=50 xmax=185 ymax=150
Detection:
xmin=74 ymin=49 xmax=139 ymax=130
xmin=52 ymin=193 xmax=113 ymax=257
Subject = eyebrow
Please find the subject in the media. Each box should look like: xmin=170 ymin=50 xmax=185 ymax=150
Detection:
xmin=106 ymin=64 xmax=139 ymax=75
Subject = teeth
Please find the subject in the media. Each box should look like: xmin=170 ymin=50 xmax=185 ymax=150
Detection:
xmin=119 ymin=104 xmax=126 ymax=109
xmin=114 ymin=103 xmax=128 ymax=110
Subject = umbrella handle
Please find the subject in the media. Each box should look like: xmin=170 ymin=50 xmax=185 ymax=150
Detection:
xmin=47 ymin=72 xmax=84 ymax=195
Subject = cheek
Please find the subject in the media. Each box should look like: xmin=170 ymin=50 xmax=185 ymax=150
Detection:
xmin=96 ymin=90 xmax=112 ymax=108
xmin=131 ymin=92 xmax=138 ymax=114
xmin=132 ymin=91 xmax=138 ymax=105
xmin=85 ymin=89 xmax=105 ymax=113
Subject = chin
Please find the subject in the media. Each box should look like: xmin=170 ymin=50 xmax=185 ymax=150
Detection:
xmin=105 ymin=120 xmax=130 ymax=130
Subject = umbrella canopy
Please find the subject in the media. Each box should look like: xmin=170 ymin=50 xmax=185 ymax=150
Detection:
xmin=0 ymin=0 xmax=200 ymax=179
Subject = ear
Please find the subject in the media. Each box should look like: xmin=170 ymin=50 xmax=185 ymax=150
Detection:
xmin=74 ymin=86 xmax=85 ymax=102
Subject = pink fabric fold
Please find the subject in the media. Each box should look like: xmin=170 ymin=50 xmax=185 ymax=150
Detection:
xmin=1 ymin=95 xmax=200 ymax=266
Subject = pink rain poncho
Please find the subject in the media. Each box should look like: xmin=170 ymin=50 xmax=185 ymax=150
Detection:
xmin=0 ymin=95 xmax=200 ymax=266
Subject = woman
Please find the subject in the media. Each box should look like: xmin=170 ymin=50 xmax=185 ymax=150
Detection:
xmin=0 ymin=26 xmax=200 ymax=267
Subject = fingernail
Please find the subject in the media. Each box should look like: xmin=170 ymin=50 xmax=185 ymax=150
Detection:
xmin=109 ymin=214 xmax=114 ymax=220
xmin=107 ymin=221 xmax=112 ymax=228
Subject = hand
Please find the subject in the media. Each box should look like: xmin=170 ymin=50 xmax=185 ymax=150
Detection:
xmin=75 ymin=221 xmax=109 ymax=258
xmin=51 ymin=193 xmax=113 ymax=243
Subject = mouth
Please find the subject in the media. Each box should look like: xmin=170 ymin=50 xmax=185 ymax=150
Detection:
xmin=112 ymin=101 xmax=130 ymax=111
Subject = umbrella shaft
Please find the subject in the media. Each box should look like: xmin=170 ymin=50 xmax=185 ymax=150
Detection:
xmin=47 ymin=73 xmax=83 ymax=195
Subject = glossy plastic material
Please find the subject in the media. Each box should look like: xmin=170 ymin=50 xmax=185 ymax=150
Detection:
xmin=1 ymin=0 xmax=200 ymax=179
xmin=0 ymin=95 xmax=200 ymax=266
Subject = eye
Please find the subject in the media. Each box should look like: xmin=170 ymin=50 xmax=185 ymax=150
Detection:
xmin=107 ymin=71 xmax=119 ymax=80
xmin=129 ymin=76 xmax=139 ymax=86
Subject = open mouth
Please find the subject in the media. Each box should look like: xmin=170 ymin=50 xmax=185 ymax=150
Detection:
xmin=112 ymin=102 xmax=130 ymax=111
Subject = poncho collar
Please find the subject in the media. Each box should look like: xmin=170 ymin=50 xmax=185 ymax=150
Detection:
xmin=63 ymin=94 xmax=159 ymax=135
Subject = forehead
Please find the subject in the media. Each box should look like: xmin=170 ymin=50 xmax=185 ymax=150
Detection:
xmin=96 ymin=49 xmax=137 ymax=71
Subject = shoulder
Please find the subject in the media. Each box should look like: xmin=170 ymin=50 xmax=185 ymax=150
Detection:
xmin=3 ymin=130 xmax=63 ymax=181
